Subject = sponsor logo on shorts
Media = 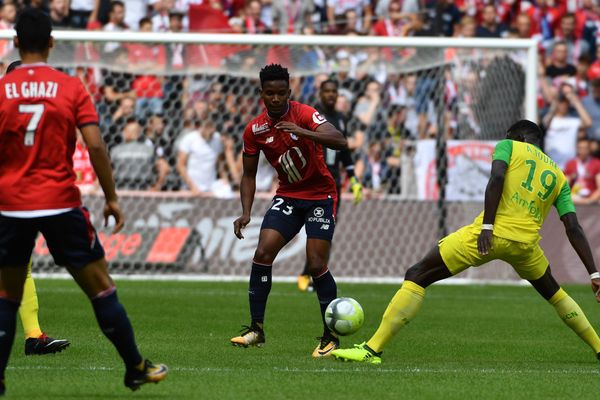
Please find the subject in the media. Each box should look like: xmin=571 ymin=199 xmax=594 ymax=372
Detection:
xmin=313 ymin=207 xmax=324 ymax=217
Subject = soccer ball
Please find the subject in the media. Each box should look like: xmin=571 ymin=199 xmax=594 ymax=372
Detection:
xmin=325 ymin=297 xmax=364 ymax=336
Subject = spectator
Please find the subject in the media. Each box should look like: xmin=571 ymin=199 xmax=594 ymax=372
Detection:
xmin=564 ymin=138 xmax=600 ymax=205
xmin=143 ymin=114 xmax=171 ymax=190
xmin=49 ymin=0 xmax=69 ymax=27
xmin=327 ymin=0 xmax=372 ymax=34
xmin=475 ymin=4 xmax=507 ymax=38
xmin=103 ymin=1 xmax=128 ymax=53
xmin=390 ymin=74 xmax=419 ymax=139
xmin=167 ymin=11 xmax=185 ymax=68
xmin=24 ymin=0 xmax=50 ymax=12
xmin=243 ymin=0 xmax=267 ymax=33
xmin=548 ymin=13 xmax=591 ymax=64
xmin=583 ymin=79 xmax=600 ymax=141
xmin=375 ymin=0 xmax=418 ymax=19
xmin=356 ymin=141 xmax=389 ymax=193
xmin=111 ymin=121 xmax=167 ymax=190
xmin=129 ymin=17 xmax=165 ymax=118
xmin=371 ymin=0 xmax=405 ymax=38
xmin=0 ymin=2 xmax=17 ymax=30
xmin=176 ymin=120 xmax=235 ymax=198
xmin=150 ymin=0 xmax=172 ymax=31
xmin=271 ymin=0 xmax=314 ymax=34
xmin=106 ymin=96 xmax=136 ymax=148
xmin=425 ymin=0 xmax=460 ymax=37
xmin=545 ymin=41 xmax=576 ymax=80
xmin=353 ymin=80 xmax=385 ymax=140
xmin=456 ymin=15 xmax=476 ymax=38
xmin=69 ymin=0 xmax=98 ymax=28
xmin=513 ymin=12 xmax=535 ymax=39
xmin=543 ymin=84 xmax=592 ymax=169
xmin=0 ymin=3 xmax=17 ymax=57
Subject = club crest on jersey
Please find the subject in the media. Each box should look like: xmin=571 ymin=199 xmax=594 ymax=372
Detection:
xmin=252 ymin=122 xmax=270 ymax=134
xmin=312 ymin=111 xmax=326 ymax=125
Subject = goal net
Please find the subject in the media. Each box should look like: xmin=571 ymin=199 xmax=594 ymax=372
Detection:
xmin=0 ymin=31 xmax=539 ymax=282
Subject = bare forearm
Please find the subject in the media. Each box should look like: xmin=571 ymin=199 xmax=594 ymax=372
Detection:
xmin=297 ymin=128 xmax=347 ymax=150
xmin=566 ymin=224 xmax=598 ymax=275
xmin=240 ymin=175 xmax=256 ymax=216
xmin=88 ymin=146 xmax=118 ymax=202
xmin=482 ymin=176 xmax=504 ymax=224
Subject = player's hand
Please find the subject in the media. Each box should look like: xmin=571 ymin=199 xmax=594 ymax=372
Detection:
xmin=104 ymin=200 xmax=124 ymax=234
xmin=233 ymin=214 xmax=251 ymax=239
xmin=350 ymin=176 xmax=363 ymax=205
xmin=477 ymin=229 xmax=493 ymax=256
xmin=275 ymin=121 xmax=304 ymax=136
xmin=592 ymin=278 xmax=600 ymax=303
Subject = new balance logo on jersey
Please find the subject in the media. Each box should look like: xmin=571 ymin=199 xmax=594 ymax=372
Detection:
xmin=252 ymin=122 xmax=270 ymax=134
xmin=266 ymin=136 xmax=274 ymax=143
xmin=320 ymin=224 xmax=330 ymax=230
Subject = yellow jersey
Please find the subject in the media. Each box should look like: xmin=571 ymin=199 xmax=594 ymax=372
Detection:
xmin=472 ymin=139 xmax=575 ymax=244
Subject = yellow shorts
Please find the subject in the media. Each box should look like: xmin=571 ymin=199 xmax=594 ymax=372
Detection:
xmin=438 ymin=224 xmax=549 ymax=281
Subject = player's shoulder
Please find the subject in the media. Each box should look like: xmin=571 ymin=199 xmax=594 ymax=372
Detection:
xmin=244 ymin=109 xmax=269 ymax=135
xmin=291 ymin=100 xmax=317 ymax=114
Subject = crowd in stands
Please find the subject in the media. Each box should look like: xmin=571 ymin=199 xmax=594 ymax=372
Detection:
xmin=1 ymin=0 xmax=600 ymax=203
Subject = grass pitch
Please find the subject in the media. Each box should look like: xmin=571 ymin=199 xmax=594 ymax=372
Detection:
xmin=6 ymin=279 xmax=600 ymax=399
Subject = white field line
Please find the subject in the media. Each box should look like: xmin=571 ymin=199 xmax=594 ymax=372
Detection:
xmin=32 ymin=273 xmax=529 ymax=287
xmin=8 ymin=365 xmax=599 ymax=375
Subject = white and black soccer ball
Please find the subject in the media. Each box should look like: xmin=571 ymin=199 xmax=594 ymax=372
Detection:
xmin=325 ymin=297 xmax=364 ymax=336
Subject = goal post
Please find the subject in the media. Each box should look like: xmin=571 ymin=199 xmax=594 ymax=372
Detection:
xmin=0 ymin=31 xmax=555 ymax=283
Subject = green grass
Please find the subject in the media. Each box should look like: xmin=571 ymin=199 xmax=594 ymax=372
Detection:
xmin=6 ymin=280 xmax=600 ymax=399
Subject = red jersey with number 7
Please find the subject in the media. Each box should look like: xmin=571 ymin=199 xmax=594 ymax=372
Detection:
xmin=0 ymin=64 xmax=99 ymax=211
xmin=243 ymin=101 xmax=337 ymax=200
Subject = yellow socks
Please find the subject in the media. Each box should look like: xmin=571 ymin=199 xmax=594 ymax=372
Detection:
xmin=550 ymin=288 xmax=600 ymax=354
xmin=19 ymin=263 xmax=42 ymax=339
xmin=367 ymin=281 xmax=425 ymax=353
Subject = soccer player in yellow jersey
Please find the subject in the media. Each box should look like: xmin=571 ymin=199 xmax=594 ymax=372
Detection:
xmin=332 ymin=120 xmax=600 ymax=364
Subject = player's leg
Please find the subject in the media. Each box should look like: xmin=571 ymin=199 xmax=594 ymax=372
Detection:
xmin=41 ymin=208 xmax=166 ymax=390
xmin=0 ymin=215 xmax=38 ymax=395
xmin=529 ymin=267 xmax=600 ymax=358
xmin=20 ymin=259 xmax=70 ymax=355
xmin=303 ymin=197 xmax=340 ymax=356
xmin=333 ymin=225 xmax=479 ymax=363
xmin=365 ymin=245 xmax=452 ymax=355
xmin=231 ymin=196 xmax=304 ymax=347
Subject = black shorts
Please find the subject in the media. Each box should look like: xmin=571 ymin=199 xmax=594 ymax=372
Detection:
xmin=0 ymin=207 xmax=105 ymax=269
xmin=261 ymin=196 xmax=337 ymax=242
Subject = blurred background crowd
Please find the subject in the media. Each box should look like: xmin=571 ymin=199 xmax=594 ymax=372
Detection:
xmin=1 ymin=0 xmax=600 ymax=204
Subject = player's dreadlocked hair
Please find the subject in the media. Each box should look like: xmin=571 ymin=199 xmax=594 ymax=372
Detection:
xmin=320 ymin=79 xmax=339 ymax=90
xmin=260 ymin=64 xmax=289 ymax=87
xmin=16 ymin=8 xmax=52 ymax=53
xmin=506 ymin=119 xmax=542 ymax=145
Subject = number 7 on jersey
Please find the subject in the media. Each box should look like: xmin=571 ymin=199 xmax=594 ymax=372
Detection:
xmin=19 ymin=104 xmax=44 ymax=146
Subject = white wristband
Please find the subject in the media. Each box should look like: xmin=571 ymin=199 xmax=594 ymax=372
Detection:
xmin=481 ymin=224 xmax=494 ymax=231
xmin=590 ymin=272 xmax=600 ymax=280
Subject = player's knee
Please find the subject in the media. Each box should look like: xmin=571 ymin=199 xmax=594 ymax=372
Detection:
xmin=404 ymin=264 xmax=425 ymax=284
xmin=306 ymin=257 xmax=327 ymax=276
xmin=253 ymin=247 xmax=277 ymax=265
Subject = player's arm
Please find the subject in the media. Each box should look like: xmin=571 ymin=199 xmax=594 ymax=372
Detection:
xmin=275 ymin=121 xmax=347 ymax=150
xmin=477 ymin=160 xmax=508 ymax=255
xmin=234 ymin=153 xmax=259 ymax=239
xmin=80 ymin=124 xmax=124 ymax=233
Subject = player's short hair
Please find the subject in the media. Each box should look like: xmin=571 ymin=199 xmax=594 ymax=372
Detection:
xmin=15 ymin=8 xmax=52 ymax=53
xmin=6 ymin=60 xmax=21 ymax=74
xmin=259 ymin=64 xmax=289 ymax=87
xmin=320 ymin=79 xmax=339 ymax=90
xmin=506 ymin=119 xmax=542 ymax=143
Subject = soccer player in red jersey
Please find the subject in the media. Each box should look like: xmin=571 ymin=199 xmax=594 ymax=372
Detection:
xmin=0 ymin=10 xmax=166 ymax=394
xmin=230 ymin=64 xmax=348 ymax=357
